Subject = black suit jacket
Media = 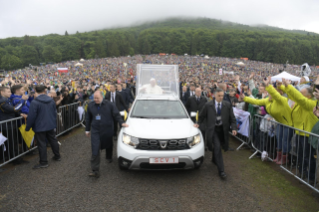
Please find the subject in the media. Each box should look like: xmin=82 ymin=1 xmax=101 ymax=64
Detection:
xmin=185 ymin=96 xmax=207 ymax=124
xmin=223 ymin=92 xmax=231 ymax=103
xmin=198 ymin=100 xmax=237 ymax=151
xmin=180 ymin=91 xmax=190 ymax=105
xmin=105 ymin=92 xmax=128 ymax=112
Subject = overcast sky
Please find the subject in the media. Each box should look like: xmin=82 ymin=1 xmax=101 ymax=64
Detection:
xmin=0 ymin=0 xmax=319 ymax=39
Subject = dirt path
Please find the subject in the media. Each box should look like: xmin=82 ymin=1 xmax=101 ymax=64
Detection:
xmin=0 ymin=128 xmax=318 ymax=212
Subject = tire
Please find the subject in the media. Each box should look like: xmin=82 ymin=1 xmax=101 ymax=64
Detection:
xmin=194 ymin=164 xmax=202 ymax=170
xmin=118 ymin=159 xmax=129 ymax=171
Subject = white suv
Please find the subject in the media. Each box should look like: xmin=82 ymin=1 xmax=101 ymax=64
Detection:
xmin=117 ymin=64 xmax=205 ymax=170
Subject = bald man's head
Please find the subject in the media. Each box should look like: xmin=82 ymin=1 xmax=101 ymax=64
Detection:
xmin=182 ymin=86 xmax=187 ymax=92
xmin=48 ymin=89 xmax=57 ymax=98
xmin=94 ymin=90 xmax=103 ymax=104
xmin=195 ymin=87 xmax=202 ymax=98
xmin=218 ymin=83 xmax=227 ymax=92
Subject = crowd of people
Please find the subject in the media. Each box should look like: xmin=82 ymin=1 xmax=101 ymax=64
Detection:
xmin=0 ymin=54 xmax=319 ymax=183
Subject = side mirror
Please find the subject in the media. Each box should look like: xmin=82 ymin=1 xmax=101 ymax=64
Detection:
xmin=190 ymin=112 xmax=197 ymax=118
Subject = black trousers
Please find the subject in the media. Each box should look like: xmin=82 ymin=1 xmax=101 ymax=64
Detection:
xmin=106 ymin=142 xmax=113 ymax=160
xmin=35 ymin=129 xmax=60 ymax=165
xmin=212 ymin=126 xmax=225 ymax=173
xmin=91 ymin=143 xmax=113 ymax=172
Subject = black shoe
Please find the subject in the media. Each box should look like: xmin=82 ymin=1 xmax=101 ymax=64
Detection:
xmin=228 ymin=147 xmax=235 ymax=151
xmin=52 ymin=156 xmax=61 ymax=161
xmin=33 ymin=164 xmax=49 ymax=169
xmin=219 ymin=172 xmax=227 ymax=179
xmin=89 ymin=171 xmax=100 ymax=178
xmin=106 ymin=159 xmax=113 ymax=163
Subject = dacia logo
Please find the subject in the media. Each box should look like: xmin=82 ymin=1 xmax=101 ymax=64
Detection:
xmin=159 ymin=140 xmax=168 ymax=149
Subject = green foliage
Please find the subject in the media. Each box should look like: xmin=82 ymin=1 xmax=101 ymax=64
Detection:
xmin=42 ymin=46 xmax=62 ymax=63
xmin=20 ymin=45 xmax=39 ymax=66
xmin=0 ymin=17 xmax=319 ymax=70
xmin=1 ymin=54 xmax=22 ymax=69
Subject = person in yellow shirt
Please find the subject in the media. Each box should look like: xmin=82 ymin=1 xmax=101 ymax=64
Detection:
xmin=241 ymin=76 xmax=293 ymax=165
xmin=280 ymin=78 xmax=317 ymax=182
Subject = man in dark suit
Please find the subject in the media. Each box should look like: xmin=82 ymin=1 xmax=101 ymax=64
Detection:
xmin=123 ymin=83 xmax=134 ymax=105
xmin=188 ymin=84 xmax=196 ymax=97
xmin=195 ymin=88 xmax=237 ymax=179
xmin=86 ymin=91 xmax=128 ymax=177
xmin=105 ymin=84 xmax=129 ymax=137
xmin=219 ymin=83 xmax=231 ymax=103
xmin=185 ymin=87 xmax=207 ymax=142
xmin=185 ymin=87 xmax=207 ymax=123
xmin=117 ymin=84 xmax=130 ymax=109
xmin=180 ymin=86 xmax=189 ymax=105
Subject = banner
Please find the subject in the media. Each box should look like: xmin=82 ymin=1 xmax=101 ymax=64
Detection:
xmin=232 ymin=107 xmax=250 ymax=137
xmin=219 ymin=68 xmax=223 ymax=75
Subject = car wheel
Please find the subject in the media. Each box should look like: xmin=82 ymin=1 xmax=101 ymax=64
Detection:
xmin=118 ymin=159 xmax=129 ymax=171
xmin=194 ymin=164 xmax=202 ymax=169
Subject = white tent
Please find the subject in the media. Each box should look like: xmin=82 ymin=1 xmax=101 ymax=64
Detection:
xmin=80 ymin=58 xmax=85 ymax=61
xmin=223 ymin=71 xmax=234 ymax=75
xmin=236 ymin=62 xmax=245 ymax=66
xmin=204 ymin=55 xmax=209 ymax=59
xmin=75 ymin=63 xmax=83 ymax=67
xmin=271 ymin=71 xmax=301 ymax=82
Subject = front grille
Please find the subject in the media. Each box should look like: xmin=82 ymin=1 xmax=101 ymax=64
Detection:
xmin=140 ymin=162 xmax=186 ymax=169
xmin=137 ymin=139 xmax=189 ymax=150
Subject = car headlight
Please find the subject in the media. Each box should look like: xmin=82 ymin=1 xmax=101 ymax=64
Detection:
xmin=122 ymin=133 xmax=139 ymax=148
xmin=187 ymin=134 xmax=201 ymax=148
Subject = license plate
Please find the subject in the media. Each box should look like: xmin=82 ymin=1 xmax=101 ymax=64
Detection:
xmin=149 ymin=157 xmax=179 ymax=164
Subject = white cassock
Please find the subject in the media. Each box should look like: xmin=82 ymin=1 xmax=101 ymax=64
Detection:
xmin=141 ymin=84 xmax=163 ymax=94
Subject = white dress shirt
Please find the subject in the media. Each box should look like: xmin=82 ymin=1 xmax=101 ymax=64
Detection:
xmin=111 ymin=92 xmax=116 ymax=102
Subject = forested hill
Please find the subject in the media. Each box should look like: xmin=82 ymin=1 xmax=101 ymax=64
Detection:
xmin=1 ymin=17 xmax=319 ymax=70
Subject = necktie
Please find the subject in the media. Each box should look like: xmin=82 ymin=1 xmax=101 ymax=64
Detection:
xmin=217 ymin=103 xmax=221 ymax=115
xmin=112 ymin=93 xmax=115 ymax=102
xmin=197 ymin=97 xmax=200 ymax=103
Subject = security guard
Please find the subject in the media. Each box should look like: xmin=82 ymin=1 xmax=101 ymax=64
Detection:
xmin=85 ymin=90 xmax=128 ymax=178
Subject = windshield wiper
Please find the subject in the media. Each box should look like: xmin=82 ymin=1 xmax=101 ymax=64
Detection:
xmin=131 ymin=116 xmax=149 ymax=118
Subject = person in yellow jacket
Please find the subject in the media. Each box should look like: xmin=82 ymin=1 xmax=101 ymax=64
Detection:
xmin=241 ymin=76 xmax=293 ymax=165
xmin=280 ymin=78 xmax=317 ymax=182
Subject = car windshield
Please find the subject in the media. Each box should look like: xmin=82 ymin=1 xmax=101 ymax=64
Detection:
xmin=131 ymin=100 xmax=188 ymax=119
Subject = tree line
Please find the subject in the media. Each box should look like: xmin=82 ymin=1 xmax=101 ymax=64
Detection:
xmin=0 ymin=18 xmax=319 ymax=70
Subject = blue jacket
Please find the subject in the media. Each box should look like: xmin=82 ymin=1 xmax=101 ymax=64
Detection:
xmin=9 ymin=94 xmax=33 ymax=114
xmin=26 ymin=95 xmax=57 ymax=132
xmin=0 ymin=96 xmax=24 ymax=129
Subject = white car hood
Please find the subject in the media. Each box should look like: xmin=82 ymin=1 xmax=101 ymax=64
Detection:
xmin=123 ymin=118 xmax=199 ymax=139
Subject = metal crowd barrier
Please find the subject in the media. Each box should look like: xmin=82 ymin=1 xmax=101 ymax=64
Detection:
xmin=56 ymin=102 xmax=85 ymax=137
xmin=229 ymin=116 xmax=252 ymax=150
xmin=0 ymin=117 xmax=38 ymax=167
xmin=0 ymin=102 xmax=85 ymax=168
xmin=250 ymin=114 xmax=319 ymax=193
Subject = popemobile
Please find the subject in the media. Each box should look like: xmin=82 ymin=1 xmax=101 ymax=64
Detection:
xmin=117 ymin=64 xmax=205 ymax=170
